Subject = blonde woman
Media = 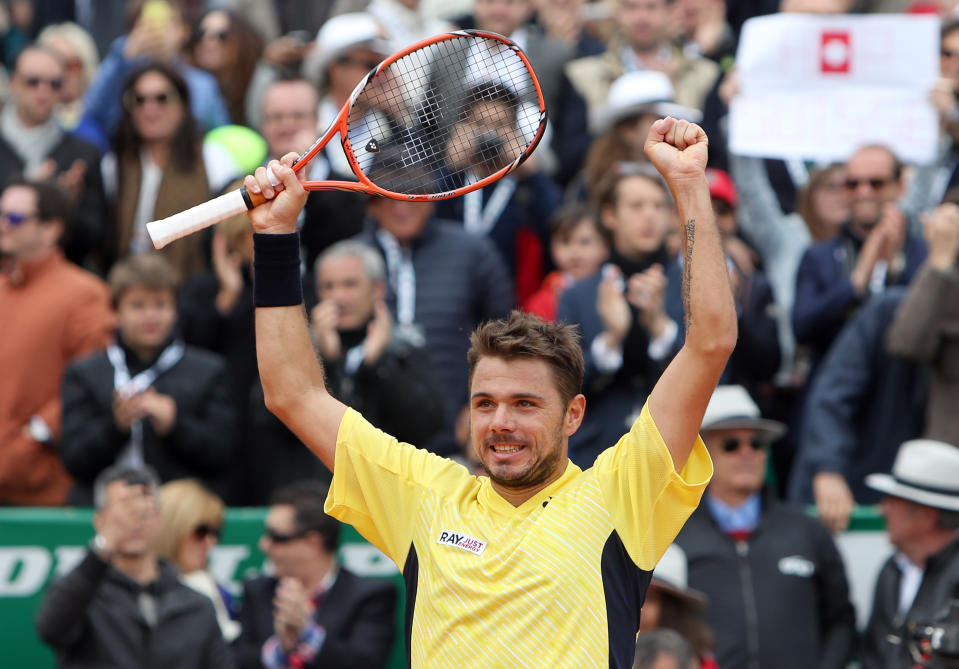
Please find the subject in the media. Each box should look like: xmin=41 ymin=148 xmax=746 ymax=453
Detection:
xmin=157 ymin=479 xmax=240 ymax=641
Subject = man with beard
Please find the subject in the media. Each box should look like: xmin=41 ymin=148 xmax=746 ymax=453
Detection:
xmin=245 ymin=116 xmax=735 ymax=668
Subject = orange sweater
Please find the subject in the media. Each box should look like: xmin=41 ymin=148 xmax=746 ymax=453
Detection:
xmin=0 ymin=251 xmax=114 ymax=505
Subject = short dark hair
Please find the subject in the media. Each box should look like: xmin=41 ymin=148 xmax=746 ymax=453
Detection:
xmin=633 ymin=629 xmax=695 ymax=669
xmin=595 ymin=162 xmax=672 ymax=211
xmin=93 ymin=465 xmax=160 ymax=510
xmin=107 ymin=252 xmax=181 ymax=306
xmin=943 ymin=18 xmax=959 ymax=41
xmin=937 ymin=509 xmax=959 ymax=532
xmin=1 ymin=177 xmax=73 ymax=229
xmin=468 ymin=311 xmax=584 ymax=406
xmin=549 ymin=202 xmax=609 ymax=246
xmin=271 ymin=480 xmax=340 ymax=552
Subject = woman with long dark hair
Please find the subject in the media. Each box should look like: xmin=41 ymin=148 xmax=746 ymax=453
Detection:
xmin=104 ymin=61 xmax=211 ymax=278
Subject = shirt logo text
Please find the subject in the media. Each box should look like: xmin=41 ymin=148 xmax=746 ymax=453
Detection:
xmin=437 ymin=529 xmax=487 ymax=556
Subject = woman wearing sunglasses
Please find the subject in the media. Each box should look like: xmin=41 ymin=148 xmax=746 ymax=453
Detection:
xmin=103 ymin=62 xmax=211 ymax=279
xmin=156 ymin=478 xmax=240 ymax=641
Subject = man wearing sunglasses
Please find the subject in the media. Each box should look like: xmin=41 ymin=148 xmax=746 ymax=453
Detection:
xmin=0 ymin=44 xmax=106 ymax=269
xmin=234 ymin=481 xmax=397 ymax=669
xmin=0 ymin=177 xmax=114 ymax=505
xmin=674 ymin=384 xmax=856 ymax=669
xmin=793 ymin=144 xmax=927 ymax=381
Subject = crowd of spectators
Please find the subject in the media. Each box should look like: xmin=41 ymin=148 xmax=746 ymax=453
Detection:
xmin=1 ymin=0 xmax=959 ymax=667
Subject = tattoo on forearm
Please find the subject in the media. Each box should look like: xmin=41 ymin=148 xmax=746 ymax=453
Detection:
xmin=682 ymin=219 xmax=695 ymax=330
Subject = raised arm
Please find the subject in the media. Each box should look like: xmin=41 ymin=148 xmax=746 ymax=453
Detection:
xmin=247 ymin=157 xmax=347 ymax=471
xmin=644 ymin=118 xmax=737 ymax=470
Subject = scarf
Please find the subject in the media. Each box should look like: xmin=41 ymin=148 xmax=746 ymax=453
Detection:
xmin=106 ymin=338 xmax=185 ymax=468
xmin=114 ymin=146 xmax=211 ymax=279
xmin=0 ymin=103 xmax=63 ymax=175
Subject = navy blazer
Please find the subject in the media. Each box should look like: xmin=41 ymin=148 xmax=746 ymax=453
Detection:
xmin=233 ymin=569 xmax=397 ymax=669
xmin=792 ymin=227 xmax=927 ymax=366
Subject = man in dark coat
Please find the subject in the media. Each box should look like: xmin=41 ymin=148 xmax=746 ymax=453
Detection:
xmin=355 ymin=197 xmax=514 ymax=454
xmin=0 ymin=45 xmax=106 ymax=267
xmin=35 ymin=465 xmax=234 ymax=669
xmin=234 ymin=481 xmax=397 ymax=669
xmin=861 ymin=440 xmax=959 ymax=669
xmin=60 ymin=253 xmax=236 ymax=503
xmin=674 ymin=385 xmax=856 ymax=669
xmin=788 ymin=289 xmax=927 ymax=533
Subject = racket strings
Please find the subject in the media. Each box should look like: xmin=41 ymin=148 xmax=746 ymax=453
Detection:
xmin=346 ymin=35 xmax=542 ymax=196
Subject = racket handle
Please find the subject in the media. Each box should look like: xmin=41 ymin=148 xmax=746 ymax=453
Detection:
xmin=147 ymin=188 xmax=265 ymax=249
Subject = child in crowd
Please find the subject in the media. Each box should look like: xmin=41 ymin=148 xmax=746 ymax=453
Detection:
xmin=522 ymin=202 xmax=609 ymax=321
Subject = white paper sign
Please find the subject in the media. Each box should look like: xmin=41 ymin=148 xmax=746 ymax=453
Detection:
xmin=729 ymin=14 xmax=940 ymax=165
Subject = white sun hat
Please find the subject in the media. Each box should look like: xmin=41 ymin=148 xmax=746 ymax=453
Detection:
xmin=651 ymin=543 xmax=706 ymax=608
xmin=303 ymin=13 xmax=390 ymax=88
xmin=591 ymin=70 xmax=702 ymax=134
xmin=700 ymin=385 xmax=787 ymax=440
xmin=865 ymin=439 xmax=959 ymax=512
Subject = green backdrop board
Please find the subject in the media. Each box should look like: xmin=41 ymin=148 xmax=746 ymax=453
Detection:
xmin=0 ymin=508 xmax=405 ymax=669
xmin=0 ymin=507 xmax=889 ymax=667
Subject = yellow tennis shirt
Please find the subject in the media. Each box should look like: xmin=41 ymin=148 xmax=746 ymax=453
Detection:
xmin=325 ymin=402 xmax=712 ymax=668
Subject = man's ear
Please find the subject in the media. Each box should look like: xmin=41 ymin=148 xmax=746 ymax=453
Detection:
xmin=373 ymin=279 xmax=387 ymax=302
xmin=564 ymin=394 xmax=586 ymax=437
xmin=45 ymin=219 xmax=64 ymax=247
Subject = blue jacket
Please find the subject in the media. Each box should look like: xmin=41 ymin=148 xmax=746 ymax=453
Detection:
xmin=83 ymin=37 xmax=231 ymax=140
xmin=787 ymin=289 xmax=927 ymax=505
xmin=792 ymin=225 xmax=927 ymax=368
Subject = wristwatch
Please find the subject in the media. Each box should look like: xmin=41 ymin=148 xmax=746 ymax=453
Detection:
xmin=90 ymin=534 xmax=113 ymax=560
xmin=28 ymin=415 xmax=53 ymax=444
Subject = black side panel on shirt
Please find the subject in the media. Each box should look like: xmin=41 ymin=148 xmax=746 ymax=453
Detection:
xmin=602 ymin=530 xmax=653 ymax=669
xmin=403 ymin=544 xmax=419 ymax=669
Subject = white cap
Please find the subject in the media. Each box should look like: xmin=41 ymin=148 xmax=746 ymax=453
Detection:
xmin=591 ymin=70 xmax=702 ymax=134
xmin=302 ymin=13 xmax=390 ymax=88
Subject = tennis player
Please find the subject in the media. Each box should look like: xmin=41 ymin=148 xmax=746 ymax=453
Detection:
xmin=246 ymin=116 xmax=736 ymax=669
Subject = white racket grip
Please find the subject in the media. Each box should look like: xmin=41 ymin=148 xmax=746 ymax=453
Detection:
xmin=147 ymin=189 xmax=249 ymax=249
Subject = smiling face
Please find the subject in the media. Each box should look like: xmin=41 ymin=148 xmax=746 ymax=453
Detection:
xmin=469 ymin=356 xmax=584 ymax=503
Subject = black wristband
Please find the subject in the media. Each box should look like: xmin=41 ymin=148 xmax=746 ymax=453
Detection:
xmin=253 ymin=232 xmax=303 ymax=307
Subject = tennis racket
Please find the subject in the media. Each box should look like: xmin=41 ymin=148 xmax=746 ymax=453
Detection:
xmin=148 ymin=29 xmax=548 ymax=249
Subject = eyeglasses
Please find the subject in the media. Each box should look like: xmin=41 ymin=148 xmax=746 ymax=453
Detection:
xmin=335 ymin=55 xmax=381 ymax=71
xmin=720 ymin=436 xmax=769 ymax=453
xmin=21 ymin=75 xmax=63 ymax=91
xmin=127 ymin=90 xmax=178 ymax=109
xmin=193 ymin=523 xmax=222 ymax=541
xmin=262 ymin=110 xmax=315 ymax=124
xmin=263 ymin=527 xmax=308 ymax=544
xmin=844 ymin=177 xmax=894 ymax=191
xmin=199 ymin=28 xmax=230 ymax=42
xmin=0 ymin=211 xmax=39 ymax=226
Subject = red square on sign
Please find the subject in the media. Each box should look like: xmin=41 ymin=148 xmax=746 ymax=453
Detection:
xmin=821 ymin=31 xmax=851 ymax=74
